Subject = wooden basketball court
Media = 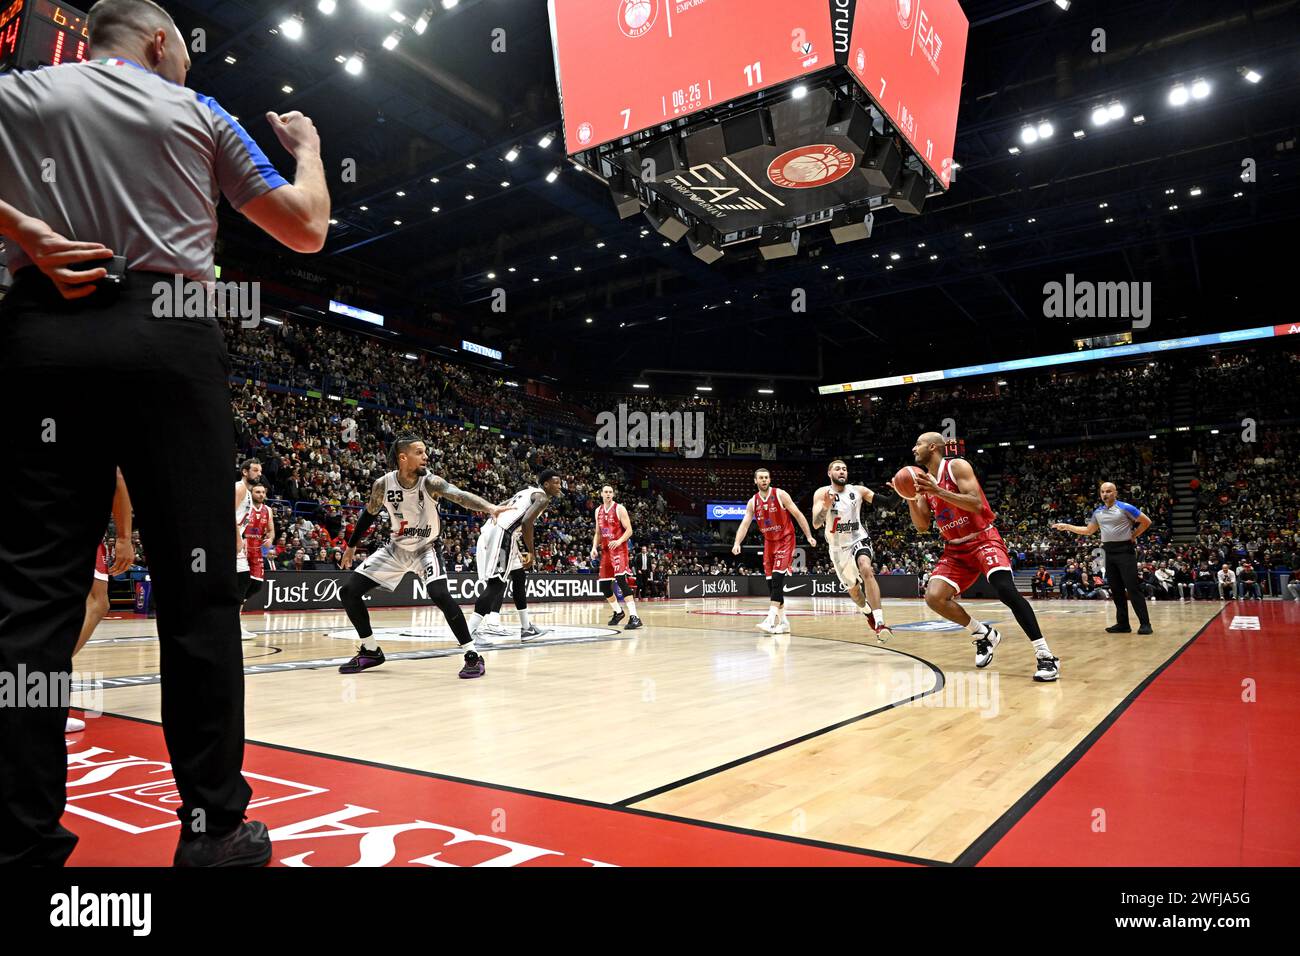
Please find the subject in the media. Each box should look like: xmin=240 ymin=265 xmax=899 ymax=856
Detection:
xmin=64 ymin=595 xmax=1299 ymax=867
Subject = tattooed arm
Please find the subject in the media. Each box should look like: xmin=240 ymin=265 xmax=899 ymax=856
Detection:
xmin=425 ymin=474 xmax=506 ymax=519
xmin=342 ymin=478 xmax=386 ymax=569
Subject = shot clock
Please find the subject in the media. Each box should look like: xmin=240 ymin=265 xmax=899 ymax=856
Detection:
xmin=0 ymin=0 xmax=91 ymax=74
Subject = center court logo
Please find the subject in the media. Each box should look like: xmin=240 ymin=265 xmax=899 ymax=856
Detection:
xmin=767 ymin=145 xmax=856 ymax=189
xmin=897 ymin=0 xmax=914 ymax=29
xmin=617 ymin=0 xmax=657 ymax=38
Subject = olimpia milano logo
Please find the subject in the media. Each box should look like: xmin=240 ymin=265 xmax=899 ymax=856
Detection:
xmin=617 ymin=0 xmax=658 ymax=38
xmin=897 ymin=0 xmax=915 ymax=29
xmin=767 ymin=145 xmax=856 ymax=189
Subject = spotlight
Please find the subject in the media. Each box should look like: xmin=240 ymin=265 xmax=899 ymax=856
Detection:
xmin=1091 ymin=105 xmax=1111 ymax=126
xmin=1008 ymin=146 xmax=1020 ymax=155
xmin=1168 ymin=84 xmax=1189 ymax=106
xmin=830 ymin=208 xmax=874 ymax=244
xmin=644 ymin=199 xmax=689 ymax=242
xmin=791 ymin=85 xmax=807 ymax=99
xmin=1191 ymin=78 xmax=1210 ymax=100
xmin=504 ymin=146 xmax=520 ymax=162
xmin=1073 ymin=129 xmax=1085 ymax=139
xmin=687 ymin=222 xmax=724 ymax=263
xmin=1037 ymin=120 xmax=1054 ymax=139
xmin=1240 ymin=67 xmax=1261 ymax=84
xmin=1132 ymin=115 xmax=1146 ymax=124
xmin=413 ymin=11 xmax=430 ymax=34
xmin=758 ymin=224 xmax=800 ymax=260
xmin=603 ymin=170 xmax=639 ymax=221
xmin=344 ymin=53 xmax=364 ymax=76
xmin=1189 ymin=186 xmax=1202 ymax=196
xmin=538 ymin=131 xmax=555 ymax=149
xmin=1054 ymin=0 xmax=1070 ymax=8
xmin=360 ymin=0 xmax=392 ymax=11
xmin=279 ymin=16 xmax=304 ymax=40
xmin=383 ymin=32 xmax=400 ymax=51
xmin=317 ymin=0 xmax=337 ymax=13
xmin=1020 ymin=125 xmax=1039 ymax=145
xmin=545 ymin=167 xmax=560 ymax=183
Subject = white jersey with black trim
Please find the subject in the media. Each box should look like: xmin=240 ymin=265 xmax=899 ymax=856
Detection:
xmin=235 ymin=480 xmax=253 ymax=525
xmin=824 ymin=485 xmax=871 ymax=550
xmin=382 ymin=471 xmax=441 ymax=553
xmin=493 ymin=486 xmax=544 ymax=531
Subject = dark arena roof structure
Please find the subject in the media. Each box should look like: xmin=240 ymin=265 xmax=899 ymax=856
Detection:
xmin=85 ymin=0 xmax=1296 ymax=394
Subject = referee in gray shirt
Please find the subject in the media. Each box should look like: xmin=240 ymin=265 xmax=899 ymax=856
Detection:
xmin=0 ymin=0 xmax=328 ymax=866
xmin=1052 ymin=482 xmax=1154 ymax=634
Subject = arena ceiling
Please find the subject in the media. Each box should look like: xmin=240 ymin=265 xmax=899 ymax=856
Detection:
xmin=177 ymin=0 xmax=1300 ymax=393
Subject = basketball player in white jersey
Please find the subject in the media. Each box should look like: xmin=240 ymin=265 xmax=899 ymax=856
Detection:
xmin=66 ymin=468 xmax=134 ymax=734
xmin=338 ymin=436 xmax=505 ymax=679
xmin=811 ymin=459 xmax=891 ymax=640
xmin=467 ymin=470 xmax=564 ymax=643
xmin=234 ymin=459 xmax=261 ymax=640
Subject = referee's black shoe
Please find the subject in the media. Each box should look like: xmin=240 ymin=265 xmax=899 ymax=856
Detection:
xmin=1137 ymin=623 xmax=1154 ymax=635
xmin=1105 ymin=624 xmax=1132 ymax=634
xmin=174 ymin=821 xmax=272 ymax=867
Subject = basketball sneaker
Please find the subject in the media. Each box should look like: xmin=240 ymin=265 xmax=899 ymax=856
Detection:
xmin=459 ymin=651 xmax=486 ymax=679
xmin=866 ymin=611 xmax=893 ymax=643
xmin=607 ymin=609 xmax=625 ymax=626
xmin=478 ymin=622 xmax=511 ymax=637
xmin=756 ymin=617 xmax=776 ymax=633
xmin=973 ymin=624 xmax=1002 ymax=668
xmin=174 ymin=820 xmax=272 ymax=868
xmin=240 ymin=626 xmax=257 ymax=641
xmin=65 ymin=716 xmax=85 ymax=733
xmin=1033 ymin=655 xmax=1061 ymax=682
xmin=772 ymin=620 xmax=790 ymax=634
xmin=520 ymin=624 xmax=550 ymax=641
xmin=339 ymin=645 xmax=385 ymax=674
xmin=472 ymin=629 xmax=495 ymax=649
xmin=624 ymin=615 xmax=643 ymax=630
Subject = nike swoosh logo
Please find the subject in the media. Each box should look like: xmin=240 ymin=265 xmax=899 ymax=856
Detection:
xmin=684 ymin=584 xmax=699 ymax=594
xmin=783 ymin=584 xmax=808 ymax=593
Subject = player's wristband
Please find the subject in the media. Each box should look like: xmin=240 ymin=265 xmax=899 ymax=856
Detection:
xmin=348 ymin=510 xmax=376 ymax=548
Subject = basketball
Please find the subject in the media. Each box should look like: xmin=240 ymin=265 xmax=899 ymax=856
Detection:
xmin=892 ymin=466 xmax=923 ymax=500
xmin=623 ymin=0 xmax=652 ymax=30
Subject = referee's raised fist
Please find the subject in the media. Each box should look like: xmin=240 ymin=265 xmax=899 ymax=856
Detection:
xmin=265 ymin=110 xmax=321 ymax=156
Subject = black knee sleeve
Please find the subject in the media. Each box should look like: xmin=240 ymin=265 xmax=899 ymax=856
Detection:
xmin=342 ymin=573 xmax=379 ymax=639
xmin=243 ymin=576 xmax=265 ymax=603
xmin=474 ymin=576 xmax=507 ymax=617
xmin=428 ymin=577 xmax=472 ymax=646
xmin=599 ymin=578 xmax=615 ymax=599
xmin=510 ymin=568 xmax=528 ymax=610
xmin=990 ymin=570 xmax=1045 ymax=643
xmin=768 ymin=571 xmax=785 ymax=605
xmin=616 ymin=572 xmax=635 ymax=596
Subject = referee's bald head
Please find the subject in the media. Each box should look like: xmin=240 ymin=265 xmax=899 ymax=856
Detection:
xmin=89 ymin=0 xmax=190 ymax=85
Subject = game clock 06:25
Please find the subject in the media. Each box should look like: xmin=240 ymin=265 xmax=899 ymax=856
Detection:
xmin=0 ymin=0 xmax=90 ymax=74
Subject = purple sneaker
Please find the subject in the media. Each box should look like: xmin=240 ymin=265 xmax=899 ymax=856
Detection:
xmin=459 ymin=650 xmax=486 ymax=679
xmin=339 ymin=645 xmax=385 ymax=674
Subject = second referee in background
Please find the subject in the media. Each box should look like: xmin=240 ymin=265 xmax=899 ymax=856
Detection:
xmin=1053 ymin=482 xmax=1154 ymax=634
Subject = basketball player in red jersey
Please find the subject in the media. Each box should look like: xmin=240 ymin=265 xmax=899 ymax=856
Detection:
xmin=237 ymin=484 xmax=275 ymax=627
xmin=898 ymin=432 xmax=1059 ymax=681
xmin=591 ymin=484 xmax=642 ymax=629
xmin=731 ymin=468 xmax=816 ymax=633
xmin=67 ymin=468 xmax=135 ymax=733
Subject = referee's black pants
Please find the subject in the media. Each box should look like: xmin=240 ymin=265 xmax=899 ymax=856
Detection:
xmin=1103 ymin=540 xmax=1150 ymax=629
xmin=0 ymin=272 xmax=250 ymax=865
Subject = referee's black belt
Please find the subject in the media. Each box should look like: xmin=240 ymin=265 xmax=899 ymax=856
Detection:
xmin=1102 ymin=540 xmax=1137 ymax=553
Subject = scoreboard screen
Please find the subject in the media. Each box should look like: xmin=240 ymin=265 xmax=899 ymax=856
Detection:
xmin=0 ymin=0 xmax=91 ymax=74
xmin=847 ymin=0 xmax=968 ymax=189
xmin=548 ymin=0 xmax=835 ymax=154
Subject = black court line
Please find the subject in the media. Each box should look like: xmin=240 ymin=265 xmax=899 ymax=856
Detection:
xmin=92 ymin=707 xmax=944 ymax=867
xmin=616 ymin=641 xmax=947 ymax=806
xmin=950 ymin=605 xmax=1226 ymax=867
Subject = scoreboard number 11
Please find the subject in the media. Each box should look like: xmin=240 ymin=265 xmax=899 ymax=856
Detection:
xmin=743 ymin=61 xmax=763 ymax=87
